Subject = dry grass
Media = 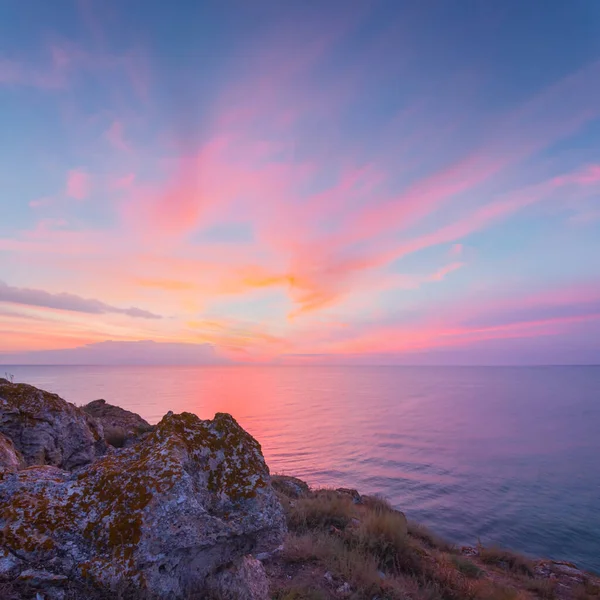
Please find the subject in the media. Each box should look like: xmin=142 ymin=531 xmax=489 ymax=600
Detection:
xmin=408 ymin=521 xmax=454 ymax=552
xmin=522 ymin=576 xmax=556 ymax=599
xmin=353 ymin=508 xmax=410 ymax=571
xmin=479 ymin=546 xmax=534 ymax=576
xmin=574 ymin=579 xmax=600 ymax=600
xmin=361 ymin=493 xmax=394 ymax=512
xmin=452 ymin=555 xmax=485 ymax=579
xmin=473 ymin=582 xmax=530 ymax=600
xmin=287 ymin=491 xmax=356 ymax=532
xmin=284 ymin=531 xmax=382 ymax=589
xmin=277 ymin=486 xmax=561 ymax=600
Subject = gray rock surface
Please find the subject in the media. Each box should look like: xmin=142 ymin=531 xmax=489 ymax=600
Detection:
xmin=0 ymin=379 xmax=106 ymax=470
xmin=0 ymin=403 xmax=286 ymax=598
xmin=82 ymin=398 xmax=153 ymax=447
xmin=271 ymin=474 xmax=310 ymax=498
xmin=206 ymin=555 xmax=270 ymax=600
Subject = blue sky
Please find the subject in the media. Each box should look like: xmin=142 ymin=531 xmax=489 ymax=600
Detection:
xmin=1 ymin=0 xmax=600 ymax=364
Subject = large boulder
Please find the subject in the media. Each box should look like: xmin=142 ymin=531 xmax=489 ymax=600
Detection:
xmin=82 ymin=399 xmax=153 ymax=447
xmin=0 ymin=410 xmax=286 ymax=598
xmin=0 ymin=379 xmax=106 ymax=470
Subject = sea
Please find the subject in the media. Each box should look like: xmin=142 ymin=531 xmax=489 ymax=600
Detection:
xmin=3 ymin=364 xmax=599 ymax=573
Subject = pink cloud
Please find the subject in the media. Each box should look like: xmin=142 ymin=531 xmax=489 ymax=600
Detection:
xmin=449 ymin=243 xmax=463 ymax=257
xmin=29 ymin=197 xmax=53 ymax=209
xmin=324 ymin=309 xmax=600 ymax=357
xmin=111 ymin=173 xmax=136 ymax=190
xmin=569 ymin=209 xmax=600 ymax=225
xmin=66 ymin=169 xmax=90 ymax=200
xmin=104 ymin=120 xmax=130 ymax=151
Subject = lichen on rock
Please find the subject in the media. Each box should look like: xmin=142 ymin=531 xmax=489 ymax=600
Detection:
xmin=0 ymin=387 xmax=286 ymax=599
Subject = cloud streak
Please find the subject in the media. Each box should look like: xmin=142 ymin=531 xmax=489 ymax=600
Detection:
xmin=66 ymin=169 xmax=90 ymax=200
xmin=0 ymin=281 xmax=161 ymax=319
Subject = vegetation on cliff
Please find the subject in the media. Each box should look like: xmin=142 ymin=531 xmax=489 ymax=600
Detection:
xmin=266 ymin=477 xmax=599 ymax=600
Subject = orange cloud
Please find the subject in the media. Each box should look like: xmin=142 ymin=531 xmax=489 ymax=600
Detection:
xmin=136 ymin=278 xmax=196 ymax=291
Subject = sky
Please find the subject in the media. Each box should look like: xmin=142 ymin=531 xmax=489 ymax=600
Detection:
xmin=1 ymin=0 xmax=600 ymax=365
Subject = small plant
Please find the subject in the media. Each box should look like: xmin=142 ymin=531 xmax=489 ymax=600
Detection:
xmin=451 ymin=555 xmax=484 ymax=579
xmin=3 ymin=372 xmax=14 ymax=383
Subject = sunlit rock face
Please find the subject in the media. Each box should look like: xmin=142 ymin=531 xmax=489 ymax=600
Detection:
xmin=0 ymin=432 xmax=24 ymax=473
xmin=0 ymin=383 xmax=286 ymax=599
xmin=0 ymin=378 xmax=106 ymax=470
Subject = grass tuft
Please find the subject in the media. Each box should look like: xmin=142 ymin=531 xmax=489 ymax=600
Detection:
xmin=479 ymin=546 xmax=534 ymax=576
xmin=408 ymin=521 xmax=454 ymax=552
xmin=451 ymin=555 xmax=485 ymax=579
xmin=522 ymin=577 xmax=556 ymax=599
xmin=574 ymin=579 xmax=600 ymax=600
xmin=287 ymin=492 xmax=355 ymax=532
xmin=353 ymin=507 xmax=409 ymax=571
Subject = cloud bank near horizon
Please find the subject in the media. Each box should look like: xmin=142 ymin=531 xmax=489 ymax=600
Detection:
xmin=0 ymin=340 xmax=224 ymax=366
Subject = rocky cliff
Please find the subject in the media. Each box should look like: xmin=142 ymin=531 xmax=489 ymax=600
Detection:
xmin=0 ymin=378 xmax=286 ymax=599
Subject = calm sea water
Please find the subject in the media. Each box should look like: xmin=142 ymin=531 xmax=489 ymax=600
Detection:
xmin=3 ymin=365 xmax=599 ymax=573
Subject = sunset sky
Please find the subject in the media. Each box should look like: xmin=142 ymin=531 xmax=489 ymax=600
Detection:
xmin=1 ymin=0 xmax=600 ymax=364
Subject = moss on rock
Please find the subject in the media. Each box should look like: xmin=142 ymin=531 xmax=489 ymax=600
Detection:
xmin=0 ymin=409 xmax=286 ymax=598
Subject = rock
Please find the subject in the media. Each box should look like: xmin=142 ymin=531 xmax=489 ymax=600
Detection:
xmin=0 ymin=546 xmax=21 ymax=579
xmin=535 ymin=560 xmax=586 ymax=585
xmin=336 ymin=581 xmax=352 ymax=595
xmin=205 ymin=555 xmax=270 ymax=600
xmin=82 ymin=399 xmax=153 ymax=447
xmin=324 ymin=571 xmax=334 ymax=583
xmin=0 ymin=432 xmax=24 ymax=472
xmin=255 ymin=543 xmax=284 ymax=562
xmin=461 ymin=546 xmax=479 ymax=557
xmin=0 ymin=410 xmax=286 ymax=598
xmin=0 ymin=380 xmax=106 ymax=470
xmin=271 ymin=475 xmax=310 ymax=498
xmin=336 ymin=487 xmax=362 ymax=504
xmin=18 ymin=569 xmax=69 ymax=599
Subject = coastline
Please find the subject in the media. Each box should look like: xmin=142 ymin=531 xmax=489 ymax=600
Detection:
xmin=0 ymin=378 xmax=598 ymax=600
